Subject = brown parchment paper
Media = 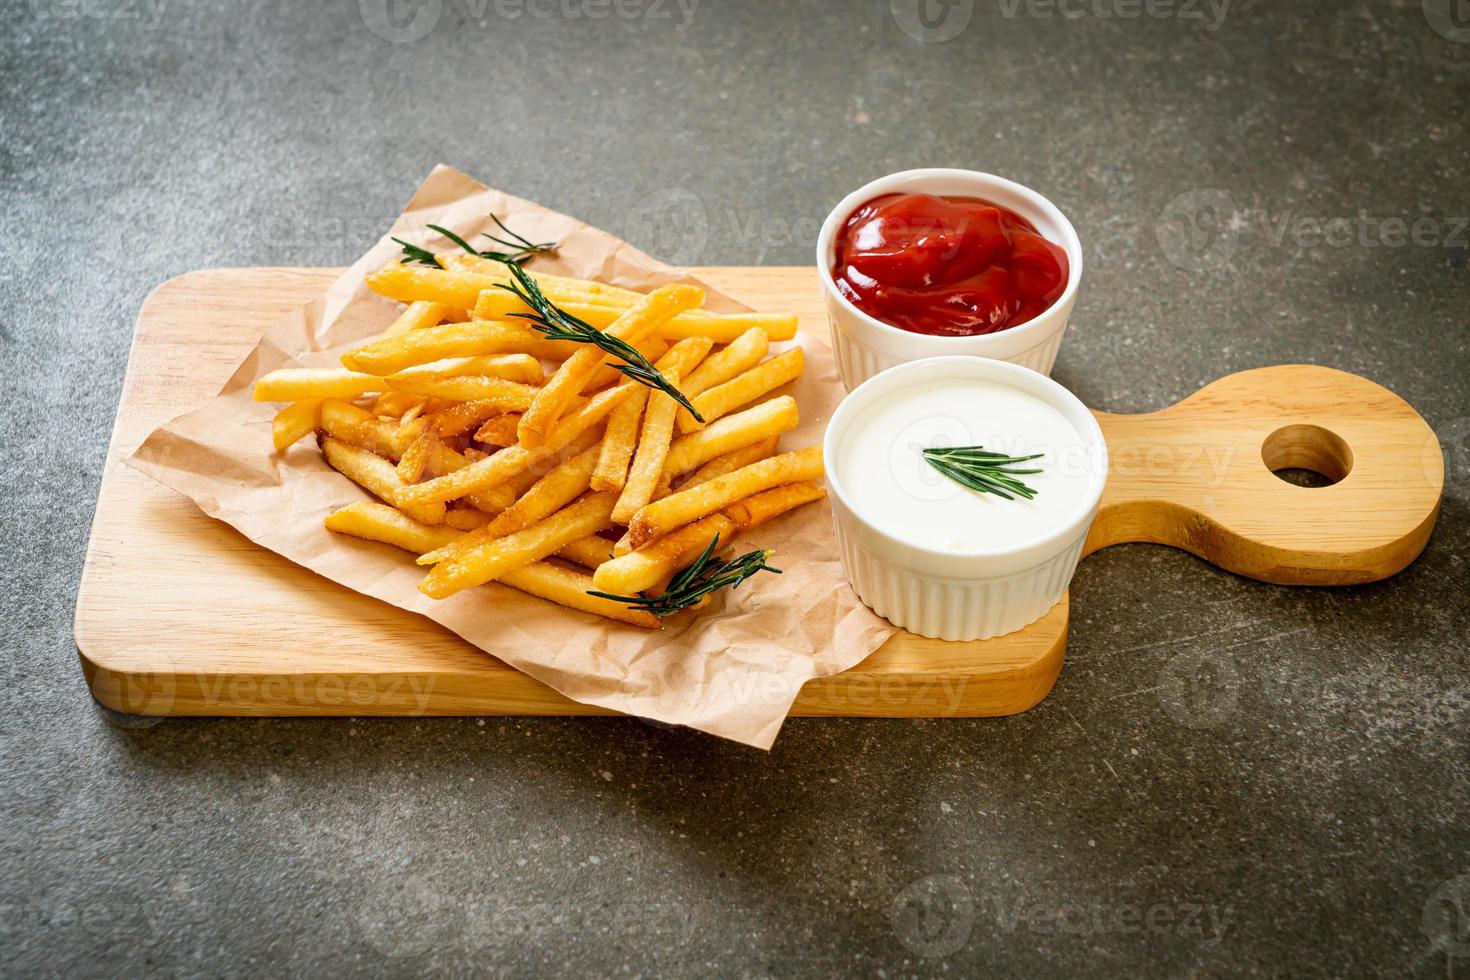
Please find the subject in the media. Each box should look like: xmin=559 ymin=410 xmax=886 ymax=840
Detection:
xmin=126 ymin=165 xmax=898 ymax=749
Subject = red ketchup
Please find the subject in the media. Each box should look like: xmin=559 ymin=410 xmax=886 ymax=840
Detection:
xmin=831 ymin=192 xmax=1069 ymax=336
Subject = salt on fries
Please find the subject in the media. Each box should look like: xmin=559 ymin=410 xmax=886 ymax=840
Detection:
xmin=254 ymin=224 xmax=823 ymax=627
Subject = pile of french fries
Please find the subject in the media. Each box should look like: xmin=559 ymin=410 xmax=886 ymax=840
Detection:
xmin=255 ymin=251 xmax=825 ymax=629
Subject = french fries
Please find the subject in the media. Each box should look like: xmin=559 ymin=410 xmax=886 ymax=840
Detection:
xmin=325 ymin=502 xmax=656 ymax=627
xmin=612 ymin=370 xmax=680 ymax=525
xmin=663 ymin=395 xmax=799 ymax=477
xmin=674 ymin=327 xmax=768 ymax=430
xmin=419 ymin=491 xmax=618 ymax=599
xmin=255 ymin=367 xmax=385 ymax=403
xmin=341 ymin=320 xmax=564 ymax=376
xmin=259 ymin=248 xmax=822 ymax=625
xmin=272 ymin=399 xmax=322 ymax=451
xmin=627 ymin=445 xmax=824 ymax=548
xmin=679 ymin=347 xmax=805 ymax=432
xmin=516 ymin=284 xmax=703 ymax=448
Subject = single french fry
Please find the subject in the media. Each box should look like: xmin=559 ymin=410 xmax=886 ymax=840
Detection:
xmin=321 ymin=437 xmax=445 ymax=524
xmin=663 ymin=395 xmax=798 ymax=478
xmin=517 ymin=284 xmax=704 ymax=449
xmin=591 ymin=514 xmax=736 ymax=596
xmin=395 ymin=427 xmax=439 ymax=482
xmin=680 ymin=347 xmax=805 ymax=432
xmin=325 ymin=501 xmax=655 ymax=627
xmin=254 ymin=367 xmax=385 ymax=403
xmin=366 ymin=264 xmax=511 ymax=311
xmin=498 ymin=561 xmax=659 ymax=629
xmin=439 ymin=253 xmax=648 ymax=306
xmin=445 ymin=507 xmax=493 ymax=531
xmin=612 ymin=370 xmax=681 ymax=525
xmin=319 ymin=399 xmax=403 ymax=458
xmin=589 ymin=387 xmax=648 ymax=492
xmin=473 ymin=413 xmax=521 ymax=447
xmin=371 ymin=392 xmax=423 ymax=419
xmin=397 ymin=386 xmax=631 ymax=508
xmin=383 ymin=300 xmax=449 ymax=337
xmin=431 ymin=401 xmax=507 ymax=438
xmin=675 ymin=327 xmax=768 ymax=429
xmin=326 ymin=501 xmax=463 ymax=553
xmin=680 ymin=435 xmax=779 ymax=490
xmin=723 ymin=480 xmax=826 ymax=529
xmin=272 ymin=399 xmax=322 ymax=451
xmin=628 ymin=445 xmax=823 ymax=547
xmin=389 ymin=353 xmax=543 ymax=385
xmin=386 ymin=375 xmax=539 ymax=408
xmin=484 ymin=443 xmax=601 ymax=538
xmin=341 ymin=320 xmax=562 ymax=376
xmin=418 ymin=491 xmax=618 ymax=599
xmin=557 ymin=535 xmax=616 ymax=570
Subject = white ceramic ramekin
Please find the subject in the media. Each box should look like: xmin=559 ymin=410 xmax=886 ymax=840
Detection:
xmin=824 ymin=356 xmax=1108 ymax=642
xmin=816 ymin=168 xmax=1084 ymax=390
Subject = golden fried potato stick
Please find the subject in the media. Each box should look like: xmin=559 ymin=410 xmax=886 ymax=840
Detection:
xmin=679 ymin=347 xmax=805 ymax=433
xmin=272 ymin=399 xmax=323 ymax=451
xmin=516 ymin=284 xmax=704 ymax=449
xmin=612 ymin=369 xmax=681 ymax=526
xmin=438 ymin=253 xmax=647 ymax=306
xmin=321 ymin=437 xmax=445 ymax=525
xmin=326 ymin=501 xmax=463 ymax=553
xmin=370 ymin=392 xmax=424 ymax=419
xmin=395 ymin=427 xmax=439 ymax=483
xmin=471 ymin=286 xmax=796 ymax=343
xmin=444 ymin=507 xmax=493 ymax=531
xmin=674 ymin=327 xmax=768 ymax=430
xmin=386 ymin=375 xmax=540 ymax=407
xmin=472 ymin=413 xmax=521 ymax=447
xmin=483 ymin=443 xmax=601 ymax=539
xmin=382 ymin=300 xmax=449 ymax=337
xmin=388 ymin=353 xmax=543 ymax=385
xmin=627 ymin=445 xmax=823 ymax=547
xmin=325 ymin=502 xmax=656 ymax=628
xmin=418 ymin=491 xmax=619 ymax=599
xmin=341 ymin=320 xmax=566 ymax=376
xmin=589 ymin=386 xmax=648 ymax=493
xmin=556 ymin=535 xmax=616 ymax=570
xmin=679 ymin=435 xmax=780 ymax=490
xmin=396 ymin=385 xmax=632 ymax=508
xmin=662 ymin=395 xmax=798 ymax=478
xmin=431 ymin=400 xmax=508 ymax=438
xmin=591 ymin=513 xmax=736 ymax=596
xmin=319 ymin=399 xmax=413 ymax=458
xmin=254 ymin=367 xmax=386 ymax=403
xmin=724 ymin=481 xmax=826 ymax=529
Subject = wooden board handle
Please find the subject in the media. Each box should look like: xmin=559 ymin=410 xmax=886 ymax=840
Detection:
xmin=1086 ymin=364 xmax=1443 ymax=585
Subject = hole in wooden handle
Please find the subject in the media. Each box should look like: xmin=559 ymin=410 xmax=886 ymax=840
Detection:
xmin=1261 ymin=424 xmax=1354 ymax=486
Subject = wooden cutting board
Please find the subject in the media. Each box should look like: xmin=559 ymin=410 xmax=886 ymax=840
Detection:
xmin=75 ymin=268 xmax=1444 ymax=720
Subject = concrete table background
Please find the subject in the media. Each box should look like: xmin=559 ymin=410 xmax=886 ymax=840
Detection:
xmin=4 ymin=1 xmax=1468 ymax=975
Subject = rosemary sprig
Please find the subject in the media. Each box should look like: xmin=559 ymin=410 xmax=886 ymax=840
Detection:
xmin=497 ymin=261 xmax=705 ymax=422
xmin=922 ymin=445 xmax=1045 ymax=501
xmin=394 ymin=215 xmax=556 ymax=267
xmin=589 ymin=536 xmax=781 ymax=617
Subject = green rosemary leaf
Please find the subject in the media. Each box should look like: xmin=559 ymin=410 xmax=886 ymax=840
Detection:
xmin=497 ymin=262 xmax=705 ymax=423
xmin=922 ymin=445 xmax=1045 ymax=501
xmin=588 ymin=537 xmax=781 ymax=617
xmin=395 ymin=217 xmax=556 ymax=267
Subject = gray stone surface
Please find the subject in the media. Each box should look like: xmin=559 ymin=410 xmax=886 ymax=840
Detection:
xmin=3 ymin=0 xmax=1468 ymax=975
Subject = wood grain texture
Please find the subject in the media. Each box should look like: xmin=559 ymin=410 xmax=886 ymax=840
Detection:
xmin=74 ymin=268 xmax=1442 ymax=720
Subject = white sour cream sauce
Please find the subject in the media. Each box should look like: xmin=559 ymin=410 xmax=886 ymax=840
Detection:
xmin=837 ymin=378 xmax=1097 ymax=553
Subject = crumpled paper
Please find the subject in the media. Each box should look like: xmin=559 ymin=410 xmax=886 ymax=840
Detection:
xmin=127 ymin=165 xmax=898 ymax=748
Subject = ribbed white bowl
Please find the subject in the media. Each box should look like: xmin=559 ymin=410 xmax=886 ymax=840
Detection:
xmin=824 ymin=357 xmax=1108 ymax=642
xmin=816 ymin=169 xmax=1083 ymax=391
